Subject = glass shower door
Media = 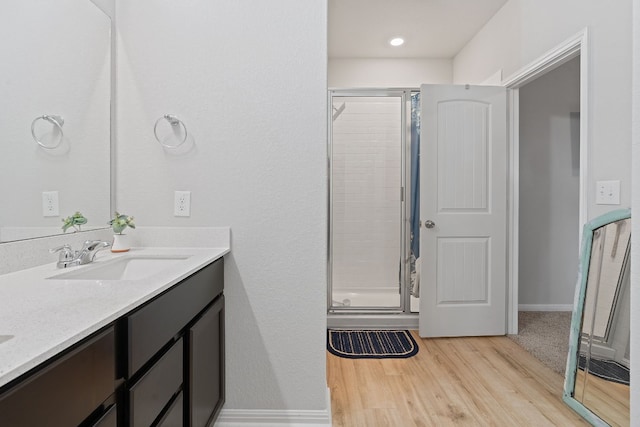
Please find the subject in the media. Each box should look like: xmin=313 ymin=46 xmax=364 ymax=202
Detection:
xmin=329 ymin=92 xmax=405 ymax=310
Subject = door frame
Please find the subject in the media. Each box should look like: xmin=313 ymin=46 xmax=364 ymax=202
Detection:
xmin=326 ymin=88 xmax=411 ymax=313
xmin=503 ymin=28 xmax=589 ymax=333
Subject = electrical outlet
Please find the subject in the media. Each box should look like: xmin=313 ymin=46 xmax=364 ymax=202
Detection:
xmin=174 ymin=191 xmax=191 ymax=217
xmin=42 ymin=191 xmax=59 ymax=217
xmin=595 ymin=180 xmax=620 ymax=205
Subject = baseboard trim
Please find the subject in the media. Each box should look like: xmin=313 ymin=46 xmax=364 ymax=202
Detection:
xmin=215 ymin=410 xmax=330 ymax=426
xmin=215 ymin=388 xmax=332 ymax=426
xmin=518 ymin=304 xmax=573 ymax=312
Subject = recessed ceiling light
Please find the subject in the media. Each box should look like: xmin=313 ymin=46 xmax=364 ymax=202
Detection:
xmin=389 ymin=37 xmax=405 ymax=47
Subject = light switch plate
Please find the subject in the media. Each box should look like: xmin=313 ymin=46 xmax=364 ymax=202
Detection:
xmin=595 ymin=180 xmax=620 ymax=205
xmin=174 ymin=191 xmax=191 ymax=217
xmin=42 ymin=191 xmax=59 ymax=217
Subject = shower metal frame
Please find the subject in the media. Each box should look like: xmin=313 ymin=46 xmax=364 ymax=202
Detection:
xmin=327 ymin=88 xmax=417 ymax=315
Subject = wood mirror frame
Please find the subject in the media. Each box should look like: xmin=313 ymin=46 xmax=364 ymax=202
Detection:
xmin=563 ymin=208 xmax=631 ymax=426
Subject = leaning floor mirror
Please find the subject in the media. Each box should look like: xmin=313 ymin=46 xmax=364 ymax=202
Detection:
xmin=564 ymin=209 xmax=631 ymax=426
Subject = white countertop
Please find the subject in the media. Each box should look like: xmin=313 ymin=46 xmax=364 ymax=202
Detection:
xmin=0 ymin=246 xmax=229 ymax=389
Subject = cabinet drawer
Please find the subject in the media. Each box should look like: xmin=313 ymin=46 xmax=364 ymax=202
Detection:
xmin=126 ymin=258 xmax=223 ymax=376
xmin=93 ymin=403 xmax=117 ymax=427
xmin=157 ymin=391 xmax=184 ymax=427
xmin=0 ymin=327 xmax=115 ymax=427
xmin=130 ymin=338 xmax=183 ymax=427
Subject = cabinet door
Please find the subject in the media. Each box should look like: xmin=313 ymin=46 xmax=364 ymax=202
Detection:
xmin=188 ymin=296 xmax=225 ymax=427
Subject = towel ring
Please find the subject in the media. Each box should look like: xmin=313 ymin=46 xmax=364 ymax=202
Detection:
xmin=31 ymin=115 xmax=64 ymax=149
xmin=154 ymin=114 xmax=188 ymax=149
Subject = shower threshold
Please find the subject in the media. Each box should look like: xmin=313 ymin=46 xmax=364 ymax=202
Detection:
xmin=327 ymin=312 xmax=419 ymax=330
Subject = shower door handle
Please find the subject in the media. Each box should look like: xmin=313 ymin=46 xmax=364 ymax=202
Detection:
xmin=424 ymin=220 xmax=436 ymax=229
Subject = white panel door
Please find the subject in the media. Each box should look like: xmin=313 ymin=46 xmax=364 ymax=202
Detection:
xmin=419 ymin=85 xmax=507 ymax=337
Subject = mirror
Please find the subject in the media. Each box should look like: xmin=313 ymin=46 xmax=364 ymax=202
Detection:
xmin=564 ymin=209 xmax=631 ymax=426
xmin=0 ymin=0 xmax=112 ymax=243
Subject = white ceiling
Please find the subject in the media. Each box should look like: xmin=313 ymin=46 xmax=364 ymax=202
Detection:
xmin=328 ymin=0 xmax=508 ymax=59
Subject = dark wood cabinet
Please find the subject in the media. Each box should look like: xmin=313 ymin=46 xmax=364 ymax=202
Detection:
xmin=124 ymin=258 xmax=223 ymax=377
xmin=122 ymin=257 xmax=225 ymax=426
xmin=93 ymin=404 xmax=118 ymax=427
xmin=0 ymin=256 xmax=224 ymax=427
xmin=0 ymin=327 xmax=116 ymax=427
xmin=188 ymin=295 xmax=225 ymax=426
xmin=157 ymin=392 xmax=184 ymax=426
xmin=128 ymin=338 xmax=183 ymax=426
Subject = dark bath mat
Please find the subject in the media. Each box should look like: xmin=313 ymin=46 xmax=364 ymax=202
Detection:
xmin=327 ymin=329 xmax=419 ymax=359
xmin=578 ymin=354 xmax=630 ymax=385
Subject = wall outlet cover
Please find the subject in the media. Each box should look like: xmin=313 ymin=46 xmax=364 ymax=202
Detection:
xmin=42 ymin=191 xmax=59 ymax=217
xmin=174 ymin=191 xmax=191 ymax=217
xmin=595 ymin=180 xmax=620 ymax=205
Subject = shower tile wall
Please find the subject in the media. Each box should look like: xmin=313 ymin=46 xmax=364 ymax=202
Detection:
xmin=332 ymin=97 xmax=402 ymax=294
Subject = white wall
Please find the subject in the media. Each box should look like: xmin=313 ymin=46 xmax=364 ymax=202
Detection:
xmin=331 ymin=97 xmax=402 ymax=293
xmin=90 ymin=0 xmax=115 ymax=17
xmin=453 ymin=0 xmax=633 ymax=221
xmin=116 ymin=0 xmax=328 ymax=414
xmin=630 ymin=0 xmax=639 ymax=423
xmin=0 ymin=0 xmax=111 ymax=242
xmin=329 ymin=58 xmax=452 ymax=88
xmin=518 ymin=57 xmax=580 ymax=306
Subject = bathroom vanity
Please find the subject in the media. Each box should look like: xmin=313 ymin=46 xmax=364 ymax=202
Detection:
xmin=123 ymin=257 xmax=225 ymax=426
xmin=0 ymin=245 xmax=228 ymax=426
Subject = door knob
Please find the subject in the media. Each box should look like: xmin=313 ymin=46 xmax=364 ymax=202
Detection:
xmin=424 ymin=220 xmax=436 ymax=229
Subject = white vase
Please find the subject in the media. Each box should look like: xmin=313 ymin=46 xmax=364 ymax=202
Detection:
xmin=111 ymin=234 xmax=130 ymax=253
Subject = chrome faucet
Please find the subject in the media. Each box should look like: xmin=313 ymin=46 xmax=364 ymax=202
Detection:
xmin=77 ymin=240 xmax=112 ymax=264
xmin=50 ymin=240 xmax=112 ymax=268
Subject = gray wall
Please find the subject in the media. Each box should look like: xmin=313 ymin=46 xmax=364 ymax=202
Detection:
xmin=328 ymin=58 xmax=452 ymax=87
xmin=116 ymin=0 xmax=329 ymax=415
xmin=454 ymin=0 xmax=632 ymax=221
xmin=519 ymin=57 xmax=580 ymax=306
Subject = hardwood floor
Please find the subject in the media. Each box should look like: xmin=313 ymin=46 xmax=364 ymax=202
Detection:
xmin=327 ymin=331 xmax=589 ymax=426
xmin=575 ymin=369 xmax=630 ymax=427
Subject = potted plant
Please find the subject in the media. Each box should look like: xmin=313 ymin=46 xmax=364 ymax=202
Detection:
xmin=108 ymin=211 xmax=135 ymax=252
xmin=61 ymin=212 xmax=87 ymax=233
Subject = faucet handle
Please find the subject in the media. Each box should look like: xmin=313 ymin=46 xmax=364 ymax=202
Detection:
xmin=50 ymin=244 xmax=74 ymax=259
xmin=50 ymin=244 xmax=77 ymax=267
xmin=81 ymin=240 xmax=111 ymax=251
xmin=78 ymin=240 xmax=112 ymax=263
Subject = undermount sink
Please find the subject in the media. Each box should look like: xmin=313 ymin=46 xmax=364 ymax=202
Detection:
xmin=48 ymin=255 xmax=189 ymax=281
xmin=0 ymin=335 xmax=14 ymax=345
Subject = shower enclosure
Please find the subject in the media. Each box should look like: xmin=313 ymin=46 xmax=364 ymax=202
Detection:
xmin=328 ymin=89 xmax=420 ymax=326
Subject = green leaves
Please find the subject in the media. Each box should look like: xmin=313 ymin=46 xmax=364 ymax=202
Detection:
xmin=60 ymin=211 xmax=136 ymax=235
xmin=61 ymin=211 xmax=87 ymax=232
xmin=108 ymin=211 xmax=135 ymax=235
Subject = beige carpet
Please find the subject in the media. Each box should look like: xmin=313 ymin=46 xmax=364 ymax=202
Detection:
xmin=507 ymin=311 xmax=572 ymax=375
